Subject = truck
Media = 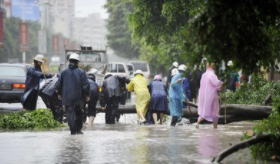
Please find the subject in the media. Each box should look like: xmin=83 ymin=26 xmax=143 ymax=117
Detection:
xmin=61 ymin=46 xmax=108 ymax=87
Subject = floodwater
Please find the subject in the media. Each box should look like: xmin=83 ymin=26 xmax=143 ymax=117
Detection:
xmin=0 ymin=99 xmax=278 ymax=164
xmin=0 ymin=114 xmax=277 ymax=164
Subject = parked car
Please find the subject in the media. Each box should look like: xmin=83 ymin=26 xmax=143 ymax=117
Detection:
xmin=0 ymin=63 xmax=31 ymax=103
xmin=129 ymin=60 xmax=151 ymax=81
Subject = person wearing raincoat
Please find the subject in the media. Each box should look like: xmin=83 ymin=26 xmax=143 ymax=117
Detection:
xmin=182 ymin=76 xmax=191 ymax=108
xmin=147 ymin=75 xmax=168 ymax=125
xmin=85 ymin=74 xmax=99 ymax=125
xmin=166 ymin=61 xmax=179 ymax=88
xmin=100 ymin=74 xmax=127 ymax=124
xmin=169 ymin=64 xmax=187 ymax=126
xmin=127 ymin=70 xmax=150 ymax=124
xmin=39 ymin=76 xmax=63 ymax=122
xmin=196 ymin=61 xmax=223 ymax=129
xmin=56 ymin=53 xmax=90 ymax=135
xmin=22 ymin=54 xmax=53 ymax=110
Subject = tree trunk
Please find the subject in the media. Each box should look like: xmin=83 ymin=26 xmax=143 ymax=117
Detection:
xmin=212 ymin=134 xmax=273 ymax=163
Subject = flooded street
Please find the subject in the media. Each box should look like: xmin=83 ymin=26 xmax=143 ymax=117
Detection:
xmin=0 ymin=109 xmax=277 ymax=164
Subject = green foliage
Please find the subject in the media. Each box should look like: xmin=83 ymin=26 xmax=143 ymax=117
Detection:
xmin=105 ymin=0 xmax=140 ymax=59
xmin=220 ymin=75 xmax=280 ymax=105
xmin=128 ymin=0 xmax=280 ymax=75
xmin=242 ymin=98 xmax=280 ymax=160
xmin=128 ymin=0 xmax=204 ymax=73
xmin=191 ymin=0 xmax=280 ymax=76
xmin=0 ymin=109 xmax=64 ymax=130
xmin=0 ymin=17 xmax=40 ymax=63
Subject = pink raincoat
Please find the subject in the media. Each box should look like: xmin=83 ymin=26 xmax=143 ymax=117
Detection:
xmin=198 ymin=68 xmax=222 ymax=123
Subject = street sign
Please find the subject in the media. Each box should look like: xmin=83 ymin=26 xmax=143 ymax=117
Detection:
xmin=38 ymin=30 xmax=47 ymax=54
xmin=52 ymin=35 xmax=59 ymax=54
xmin=11 ymin=0 xmax=40 ymax=21
xmin=19 ymin=22 xmax=29 ymax=51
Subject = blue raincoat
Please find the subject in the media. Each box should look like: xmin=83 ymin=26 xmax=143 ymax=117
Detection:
xmin=22 ymin=60 xmax=52 ymax=110
xmin=169 ymin=72 xmax=185 ymax=119
xmin=56 ymin=63 xmax=90 ymax=106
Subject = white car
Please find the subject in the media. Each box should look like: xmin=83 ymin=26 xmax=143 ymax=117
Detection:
xmin=106 ymin=62 xmax=134 ymax=79
xmin=129 ymin=60 xmax=151 ymax=82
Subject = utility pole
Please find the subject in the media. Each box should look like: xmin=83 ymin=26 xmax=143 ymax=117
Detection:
xmin=21 ymin=0 xmax=25 ymax=63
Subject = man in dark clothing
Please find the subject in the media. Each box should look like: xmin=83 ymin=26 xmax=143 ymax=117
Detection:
xmin=226 ymin=61 xmax=239 ymax=92
xmin=189 ymin=66 xmax=203 ymax=103
xmin=22 ymin=54 xmax=53 ymax=110
xmin=100 ymin=74 xmax=127 ymax=124
xmin=56 ymin=53 xmax=90 ymax=135
xmin=85 ymin=74 xmax=99 ymax=125
xmin=166 ymin=61 xmax=179 ymax=88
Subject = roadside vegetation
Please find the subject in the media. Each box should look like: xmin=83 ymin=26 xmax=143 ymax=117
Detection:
xmin=0 ymin=109 xmax=64 ymax=130
xmin=221 ymin=75 xmax=280 ymax=105
xmin=219 ymin=75 xmax=280 ymax=161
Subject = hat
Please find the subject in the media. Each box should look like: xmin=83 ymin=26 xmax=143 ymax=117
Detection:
xmin=154 ymin=75 xmax=162 ymax=80
xmin=134 ymin=70 xmax=143 ymax=76
xmin=34 ymin=54 xmax=44 ymax=63
xmin=69 ymin=53 xmax=80 ymax=61
xmin=227 ymin=60 xmax=233 ymax=66
xmin=178 ymin=64 xmax=187 ymax=71
xmin=171 ymin=68 xmax=179 ymax=76
xmin=173 ymin=62 xmax=179 ymax=67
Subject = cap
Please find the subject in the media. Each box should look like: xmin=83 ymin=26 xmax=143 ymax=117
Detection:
xmin=34 ymin=54 xmax=44 ymax=63
xmin=171 ymin=68 xmax=179 ymax=76
xmin=173 ymin=62 xmax=179 ymax=67
xmin=134 ymin=69 xmax=143 ymax=76
xmin=178 ymin=64 xmax=187 ymax=71
xmin=154 ymin=75 xmax=162 ymax=80
xmin=227 ymin=60 xmax=233 ymax=66
xmin=69 ymin=53 xmax=80 ymax=61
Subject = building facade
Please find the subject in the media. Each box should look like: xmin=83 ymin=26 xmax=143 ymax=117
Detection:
xmin=73 ymin=13 xmax=107 ymax=48
xmin=40 ymin=0 xmax=74 ymax=38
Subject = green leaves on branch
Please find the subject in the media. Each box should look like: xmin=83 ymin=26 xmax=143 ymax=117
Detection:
xmin=0 ymin=109 xmax=64 ymax=130
xmin=0 ymin=17 xmax=40 ymax=63
xmin=243 ymin=99 xmax=280 ymax=160
xmin=191 ymin=0 xmax=280 ymax=75
xmin=220 ymin=75 xmax=280 ymax=105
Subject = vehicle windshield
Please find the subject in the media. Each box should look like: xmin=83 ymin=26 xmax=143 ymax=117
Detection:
xmin=0 ymin=66 xmax=26 ymax=77
xmin=131 ymin=62 xmax=148 ymax=72
xmin=79 ymin=52 xmax=106 ymax=62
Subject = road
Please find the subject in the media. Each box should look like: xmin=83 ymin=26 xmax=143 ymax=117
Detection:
xmin=0 ymin=100 xmax=278 ymax=163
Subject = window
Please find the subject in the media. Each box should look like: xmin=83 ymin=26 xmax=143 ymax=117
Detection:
xmin=118 ymin=64 xmax=125 ymax=73
xmin=0 ymin=66 xmax=26 ymax=77
xmin=131 ymin=62 xmax=148 ymax=72
xmin=108 ymin=64 xmax=117 ymax=72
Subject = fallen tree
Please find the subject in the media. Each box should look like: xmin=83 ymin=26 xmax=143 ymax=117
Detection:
xmin=212 ymin=134 xmax=274 ymax=163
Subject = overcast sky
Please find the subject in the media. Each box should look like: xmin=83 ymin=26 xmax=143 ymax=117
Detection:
xmin=75 ymin=0 xmax=108 ymax=19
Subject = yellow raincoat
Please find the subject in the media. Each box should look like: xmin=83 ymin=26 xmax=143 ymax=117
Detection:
xmin=127 ymin=74 xmax=150 ymax=117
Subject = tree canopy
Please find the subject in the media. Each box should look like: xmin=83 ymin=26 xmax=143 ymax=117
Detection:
xmin=0 ymin=17 xmax=40 ymax=63
xmin=128 ymin=0 xmax=280 ymax=75
xmin=105 ymin=0 xmax=140 ymax=59
xmin=191 ymin=0 xmax=280 ymax=75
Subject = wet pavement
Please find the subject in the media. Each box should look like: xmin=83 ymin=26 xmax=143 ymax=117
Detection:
xmin=0 ymin=114 xmax=277 ymax=164
xmin=0 ymin=101 xmax=278 ymax=164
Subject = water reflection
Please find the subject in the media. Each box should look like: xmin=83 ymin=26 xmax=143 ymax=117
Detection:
xmin=132 ymin=126 xmax=149 ymax=164
xmin=196 ymin=130 xmax=221 ymax=164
